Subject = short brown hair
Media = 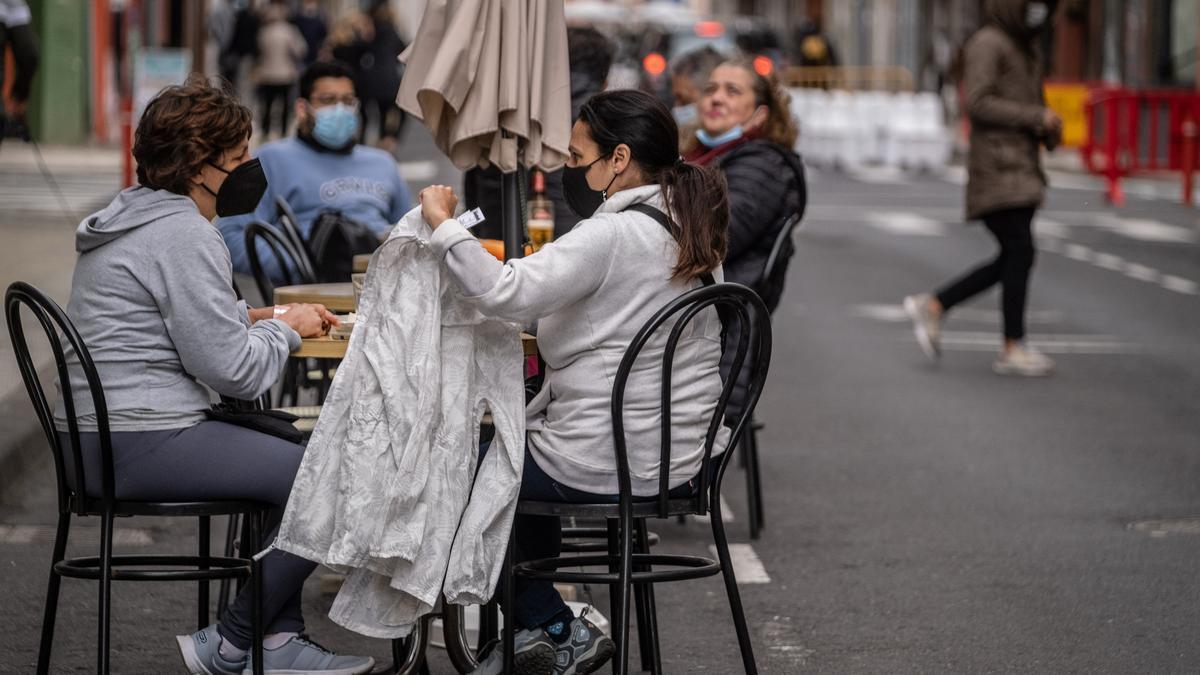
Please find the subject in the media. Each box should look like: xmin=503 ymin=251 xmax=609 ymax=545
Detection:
xmin=133 ymin=75 xmax=252 ymax=195
xmin=723 ymin=58 xmax=799 ymax=149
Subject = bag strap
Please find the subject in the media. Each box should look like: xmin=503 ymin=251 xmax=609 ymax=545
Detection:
xmin=624 ymin=203 xmax=730 ymax=336
xmin=625 ymin=204 xmax=717 ymax=287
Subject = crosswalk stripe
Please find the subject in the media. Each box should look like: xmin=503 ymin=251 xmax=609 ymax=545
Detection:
xmin=710 ymin=544 xmax=770 ymax=584
xmin=865 ymin=211 xmax=946 ymax=236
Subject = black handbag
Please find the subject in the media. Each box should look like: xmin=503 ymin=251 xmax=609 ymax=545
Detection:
xmin=205 ymin=402 xmax=305 ymax=444
xmin=306 ymin=209 xmax=381 ymax=283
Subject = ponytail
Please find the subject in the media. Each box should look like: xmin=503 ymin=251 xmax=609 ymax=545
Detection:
xmin=578 ymin=90 xmax=729 ymax=282
xmin=660 ymin=161 xmax=728 ymax=281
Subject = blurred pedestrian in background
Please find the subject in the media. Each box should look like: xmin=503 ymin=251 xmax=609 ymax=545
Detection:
xmin=669 ymin=47 xmax=724 ymax=130
xmin=792 ymin=18 xmax=838 ymax=68
xmin=223 ymin=0 xmax=262 ymax=90
xmin=255 ymin=3 xmax=307 ymax=140
xmin=290 ymin=0 xmax=328 ymax=68
xmin=358 ymin=0 xmax=407 ymax=152
xmin=462 ymin=26 xmax=614 ymax=241
xmin=904 ymin=0 xmax=1061 ymax=377
xmin=0 ymin=0 xmax=38 ymax=139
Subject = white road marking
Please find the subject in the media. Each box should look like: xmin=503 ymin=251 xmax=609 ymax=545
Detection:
xmin=851 ymin=304 xmax=1063 ymax=325
xmin=865 ymin=211 xmax=946 ymax=236
xmin=1063 ymin=243 xmax=1094 ymax=262
xmin=1092 ymin=252 xmax=1125 ymax=271
xmin=1160 ymin=275 xmax=1199 ymax=295
xmin=1105 ymin=217 xmax=1199 ymax=244
xmin=936 ymin=331 xmax=1138 ymax=354
xmin=710 ymin=543 xmax=771 ymax=584
xmin=1123 ymin=262 xmax=1160 ymax=283
xmin=1036 ymin=218 xmax=1071 ymax=239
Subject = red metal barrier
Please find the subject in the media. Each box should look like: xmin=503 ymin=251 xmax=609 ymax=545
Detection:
xmin=1081 ymin=87 xmax=1200 ymax=206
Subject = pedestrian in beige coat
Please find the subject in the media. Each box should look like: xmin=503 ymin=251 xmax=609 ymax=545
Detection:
xmin=255 ymin=4 xmax=307 ymax=139
xmin=905 ymin=0 xmax=1063 ymax=377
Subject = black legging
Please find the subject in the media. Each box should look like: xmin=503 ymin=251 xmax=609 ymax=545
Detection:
xmin=257 ymin=84 xmax=293 ymax=138
xmin=935 ymin=206 xmax=1037 ymax=341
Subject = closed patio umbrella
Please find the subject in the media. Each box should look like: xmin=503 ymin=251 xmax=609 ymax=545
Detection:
xmin=397 ymin=0 xmax=571 ymax=259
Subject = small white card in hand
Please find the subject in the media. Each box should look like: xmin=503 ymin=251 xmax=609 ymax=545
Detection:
xmin=457 ymin=208 xmax=486 ymax=229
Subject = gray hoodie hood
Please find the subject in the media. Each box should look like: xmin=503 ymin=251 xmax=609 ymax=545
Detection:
xmin=76 ymin=186 xmax=199 ymax=253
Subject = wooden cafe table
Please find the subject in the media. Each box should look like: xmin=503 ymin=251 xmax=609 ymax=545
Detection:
xmin=274 ymin=283 xmax=356 ymax=313
xmin=292 ymin=332 xmax=539 ymax=360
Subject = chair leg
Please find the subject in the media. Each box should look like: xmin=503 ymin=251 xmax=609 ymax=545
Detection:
xmin=710 ymin=499 xmax=758 ymax=674
xmin=198 ymin=515 xmax=211 ymax=630
xmin=749 ymin=425 xmax=765 ymax=531
xmin=605 ymin=522 xmax=622 ymax=674
xmin=217 ymin=513 xmax=240 ymax=618
xmin=250 ymin=511 xmax=265 ymax=675
xmin=98 ymin=511 xmax=115 ymax=675
xmin=633 ymin=521 xmax=663 ymax=675
xmin=36 ymin=512 xmax=70 ymax=675
xmin=743 ymin=431 xmax=762 ymax=540
xmin=615 ymin=517 xmax=633 ymax=675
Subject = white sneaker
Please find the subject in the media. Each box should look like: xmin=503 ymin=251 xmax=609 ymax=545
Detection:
xmin=903 ymin=294 xmax=941 ymax=361
xmin=993 ymin=344 xmax=1055 ymax=377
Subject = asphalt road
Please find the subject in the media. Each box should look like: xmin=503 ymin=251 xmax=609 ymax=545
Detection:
xmin=2 ymin=147 xmax=1200 ymax=674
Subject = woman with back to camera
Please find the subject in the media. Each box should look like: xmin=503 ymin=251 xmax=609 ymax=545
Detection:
xmin=418 ymin=89 xmax=732 ymax=675
xmin=56 ymin=75 xmax=374 ymax=675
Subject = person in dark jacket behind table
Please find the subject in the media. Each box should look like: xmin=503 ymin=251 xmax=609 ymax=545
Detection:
xmin=904 ymin=0 xmax=1061 ymax=377
xmin=684 ymin=57 xmax=806 ymax=417
xmin=684 ymin=57 xmax=806 ymax=312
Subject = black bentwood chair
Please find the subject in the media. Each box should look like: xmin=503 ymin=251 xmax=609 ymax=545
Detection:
xmin=738 ymin=211 xmax=802 ymax=540
xmin=502 ymin=282 xmax=772 ymax=675
xmin=275 ymin=196 xmax=318 ymax=280
xmin=5 ymin=282 xmax=267 ymax=675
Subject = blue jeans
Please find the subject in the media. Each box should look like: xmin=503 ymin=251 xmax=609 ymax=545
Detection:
xmin=495 ymin=443 xmax=703 ymax=629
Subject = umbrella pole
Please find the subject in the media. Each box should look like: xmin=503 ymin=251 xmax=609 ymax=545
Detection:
xmin=501 ymin=167 xmax=525 ymax=261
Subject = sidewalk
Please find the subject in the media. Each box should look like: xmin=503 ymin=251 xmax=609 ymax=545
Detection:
xmin=0 ymin=143 xmax=122 ymax=495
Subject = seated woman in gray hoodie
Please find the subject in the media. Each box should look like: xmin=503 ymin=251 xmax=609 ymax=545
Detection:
xmin=56 ymin=76 xmax=373 ymax=675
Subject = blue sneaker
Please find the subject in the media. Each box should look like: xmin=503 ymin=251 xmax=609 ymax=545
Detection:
xmin=553 ymin=616 xmax=614 ymax=675
xmin=470 ymin=628 xmax=556 ymax=675
xmin=242 ymin=634 xmax=374 ymax=674
xmin=175 ymin=624 xmax=245 ymax=675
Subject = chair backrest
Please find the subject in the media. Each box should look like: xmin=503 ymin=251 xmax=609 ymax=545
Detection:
xmin=754 ymin=212 xmax=803 ymax=308
xmin=5 ymin=282 xmax=114 ymax=514
xmin=275 ymin=196 xmax=317 ymax=281
xmin=244 ymin=220 xmax=315 ymax=304
xmin=611 ymin=283 xmax=772 ymax=519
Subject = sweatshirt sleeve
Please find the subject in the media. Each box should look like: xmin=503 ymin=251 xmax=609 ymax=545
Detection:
xmin=964 ymin=33 xmax=1046 ymax=133
xmin=154 ymin=221 xmax=300 ymax=400
xmin=430 ymin=217 xmax=613 ymax=324
xmin=390 ymin=170 xmax=414 ymax=225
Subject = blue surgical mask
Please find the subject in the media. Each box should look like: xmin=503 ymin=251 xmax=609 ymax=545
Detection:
xmin=696 ymin=125 xmax=744 ymax=149
xmin=311 ymin=103 xmax=359 ymax=149
xmin=672 ymin=103 xmax=698 ymax=126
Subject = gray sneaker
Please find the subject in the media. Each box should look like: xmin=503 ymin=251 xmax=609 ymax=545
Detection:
xmin=470 ymin=627 xmax=557 ymax=674
xmin=993 ymin=344 xmax=1055 ymax=377
xmin=554 ymin=616 xmax=615 ymax=675
xmin=242 ymin=635 xmax=374 ymax=675
xmin=903 ymin=294 xmax=942 ymax=361
xmin=175 ymin=624 xmax=246 ymax=675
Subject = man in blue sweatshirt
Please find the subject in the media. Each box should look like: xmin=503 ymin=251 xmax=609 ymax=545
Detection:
xmin=218 ymin=59 xmax=413 ymax=282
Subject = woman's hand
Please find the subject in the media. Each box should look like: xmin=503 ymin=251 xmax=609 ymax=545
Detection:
xmin=277 ymin=303 xmax=339 ymax=338
xmin=419 ymin=185 xmax=459 ymax=229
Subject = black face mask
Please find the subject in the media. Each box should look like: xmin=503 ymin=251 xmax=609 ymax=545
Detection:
xmin=203 ymin=158 xmax=268 ymax=217
xmin=562 ymin=153 xmax=617 ymax=218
